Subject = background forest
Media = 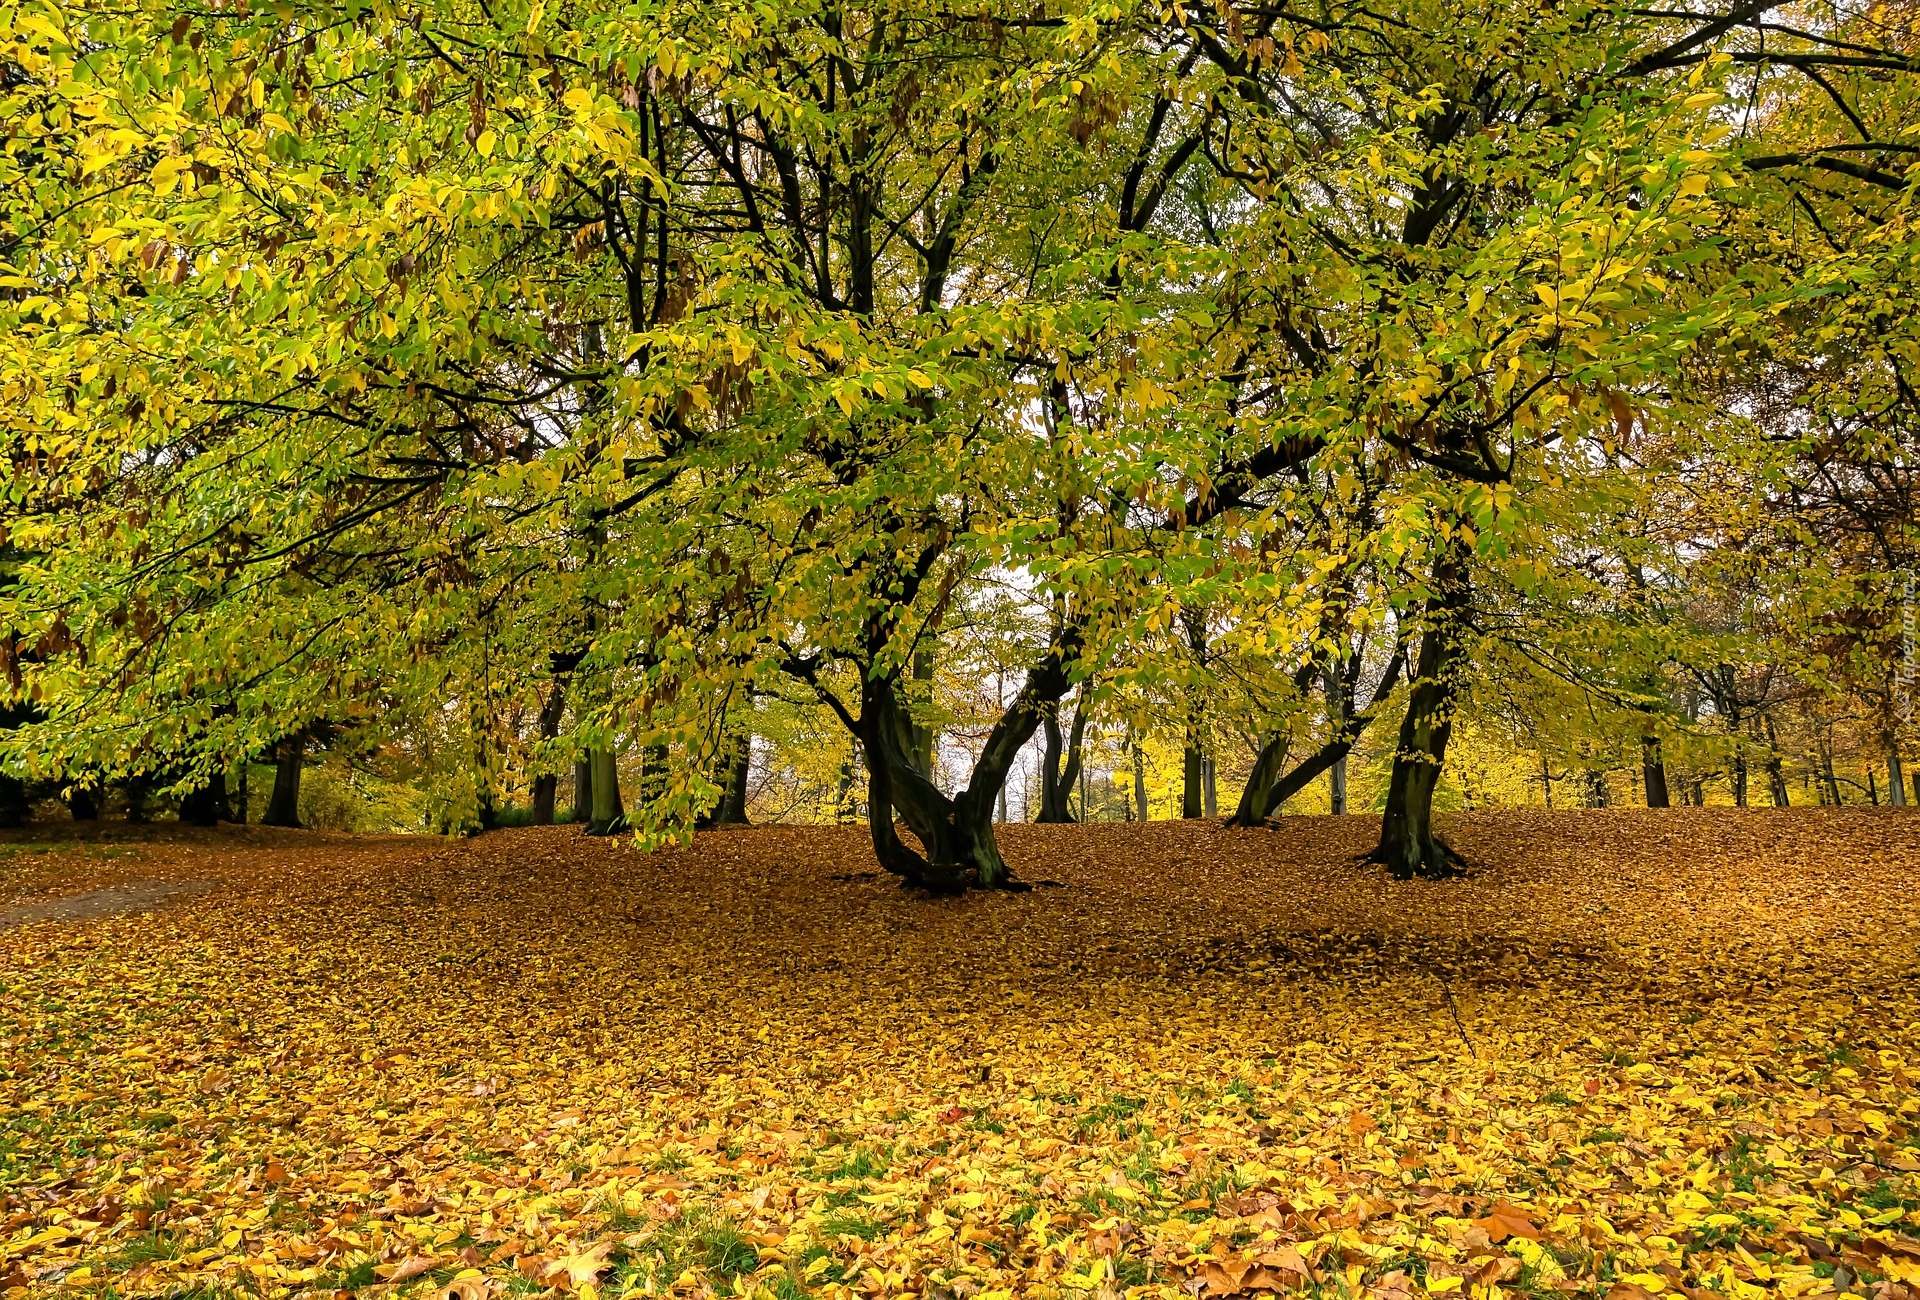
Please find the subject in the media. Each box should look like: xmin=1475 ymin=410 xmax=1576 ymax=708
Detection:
xmin=1 ymin=0 xmax=1916 ymax=880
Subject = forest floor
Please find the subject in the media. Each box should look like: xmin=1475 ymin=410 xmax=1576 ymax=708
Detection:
xmin=1 ymin=810 xmax=1917 ymax=1300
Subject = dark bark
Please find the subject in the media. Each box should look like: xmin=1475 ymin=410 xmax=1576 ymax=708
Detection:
xmin=1036 ymin=694 xmax=1087 ymax=823
xmin=1890 ymin=749 xmax=1908 ymax=808
xmin=909 ymin=645 xmax=937 ymax=778
xmin=123 ymin=775 xmax=150 ymax=823
xmin=1131 ymin=734 xmax=1148 ymax=821
xmin=1181 ymin=611 xmax=1208 ymax=819
xmin=857 ymin=627 xmax=1081 ymax=891
xmin=699 ymin=733 xmax=753 ymax=828
xmin=1641 ymin=735 xmax=1671 ymax=807
xmin=719 ymin=739 xmax=751 ymax=825
xmin=571 ymin=760 xmax=593 ymax=823
xmin=179 ymin=773 xmax=231 ymax=826
xmin=0 ymin=776 xmax=24 ymax=827
xmin=1763 ymin=715 xmax=1790 ymax=807
xmin=1181 ymin=736 xmax=1204 ymax=818
xmin=532 ymin=680 xmax=567 ymax=825
xmin=1371 ymin=553 xmax=1467 ymax=879
xmin=263 ymin=730 xmax=306 ymax=827
xmin=1231 ymin=646 xmax=1406 ymax=826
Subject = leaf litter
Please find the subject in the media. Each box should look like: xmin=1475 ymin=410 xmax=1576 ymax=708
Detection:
xmin=0 ymin=808 xmax=1916 ymax=1300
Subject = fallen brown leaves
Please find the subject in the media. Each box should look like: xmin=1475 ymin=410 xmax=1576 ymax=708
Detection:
xmin=0 ymin=809 xmax=1917 ymax=1300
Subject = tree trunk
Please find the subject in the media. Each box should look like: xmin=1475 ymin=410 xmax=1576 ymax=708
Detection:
xmin=1583 ymin=768 xmax=1608 ymax=808
xmin=1329 ymin=754 xmax=1348 ymax=814
xmin=1641 ymin=735 xmax=1670 ymax=807
xmin=1821 ymin=740 xmax=1842 ymax=805
xmin=66 ymin=783 xmax=99 ymax=821
xmin=1730 ymin=748 xmax=1748 ymax=807
xmin=1234 ymin=648 xmax=1405 ymax=827
xmin=1036 ymin=696 xmax=1087 ymax=823
xmin=571 ymin=759 xmax=593 ymax=823
xmin=584 ymin=748 xmax=624 ymax=835
xmin=1132 ymin=734 xmax=1148 ymax=821
xmin=532 ymin=680 xmax=567 ymax=825
xmin=1762 ymin=715 xmax=1789 ymax=807
xmin=857 ymin=630 xmax=1079 ymax=891
xmin=909 ymin=644 xmax=937 ymax=778
xmin=701 ymin=733 xmax=752 ymax=827
xmin=0 ymin=776 xmax=24 ymax=828
xmin=1868 ymin=767 xmax=1879 ymax=805
xmin=1202 ymin=756 xmax=1217 ymax=816
xmin=1890 ymin=748 xmax=1908 ymax=808
xmin=123 ymin=775 xmax=150 ymax=823
xmin=720 ymin=739 xmax=751 ymax=824
xmin=180 ymin=773 xmax=231 ymax=826
xmin=1181 ymin=732 xmax=1203 ymax=818
xmin=263 ymin=730 xmax=306 ymax=827
xmin=1372 ymin=553 xmax=1467 ymax=878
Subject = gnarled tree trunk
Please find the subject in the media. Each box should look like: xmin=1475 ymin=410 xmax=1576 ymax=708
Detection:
xmin=859 ymin=631 xmax=1079 ymax=892
xmin=1232 ymin=646 xmax=1406 ymax=827
xmin=1371 ymin=553 xmax=1467 ymax=879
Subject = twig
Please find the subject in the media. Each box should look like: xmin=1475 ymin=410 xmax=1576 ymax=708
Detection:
xmin=1436 ymin=970 xmax=1474 ymax=1052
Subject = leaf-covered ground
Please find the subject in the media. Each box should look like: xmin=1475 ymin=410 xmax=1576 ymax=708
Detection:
xmin=3 ymin=810 xmax=1918 ymax=1300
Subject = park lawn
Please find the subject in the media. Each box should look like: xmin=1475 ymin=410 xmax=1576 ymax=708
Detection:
xmin=0 ymin=810 xmax=1917 ymax=1300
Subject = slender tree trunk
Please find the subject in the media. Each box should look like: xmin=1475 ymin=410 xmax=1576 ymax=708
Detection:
xmin=1372 ymin=552 xmax=1467 ymax=878
xmin=1761 ymin=715 xmax=1789 ymax=807
xmin=1889 ymin=748 xmax=1908 ymax=808
xmin=1869 ymin=767 xmax=1880 ymax=805
xmin=235 ymin=766 xmax=248 ymax=823
xmin=1641 ymin=735 xmax=1670 ymax=807
xmin=1329 ymin=755 xmax=1348 ymax=814
xmin=572 ymin=759 xmax=594 ymax=823
xmin=532 ymin=680 xmax=567 ymax=825
xmin=1181 ymin=732 xmax=1203 ymax=818
xmin=1131 ymin=734 xmax=1147 ymax=821
xmin=1822 ymin=739 xmax=1842 ymax=805
xmin=1036 ymin=695 xmax=1087 ymax=823
xmin=833 ymin=745 xmax=859 ymax=823
xmin=1202 ymin=756 xmax=1217 ymax=817
xmin=701 ymin=733 xmax=752 ymax=827
xmin=263 ymin=730 xmax=306 ymax=827
xmin=1730 ymin=745 xmax=1748 ymax=807
xmin=720 ymin=739 xmax=751 ymax=824
xmin=584 ymin=748 xmax=624 ymax=834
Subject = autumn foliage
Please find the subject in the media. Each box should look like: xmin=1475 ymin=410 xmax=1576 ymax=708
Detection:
xmin=2 ymin=811 xmax=1917 ymax=1300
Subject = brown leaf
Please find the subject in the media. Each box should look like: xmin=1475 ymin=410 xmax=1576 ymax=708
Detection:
xmin=375 ymin=1255 xmax=440 ymax=1284
xmin=1473 ymin=1201 xmax=1541 ymax=1243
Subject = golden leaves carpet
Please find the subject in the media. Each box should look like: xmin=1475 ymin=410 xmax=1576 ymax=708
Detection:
xmin=2 ymin=810 xmax=1917 ymax=1300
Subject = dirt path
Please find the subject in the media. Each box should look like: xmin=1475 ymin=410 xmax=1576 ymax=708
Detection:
xmin=0 ymin=878 xmax=218 ymax=930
